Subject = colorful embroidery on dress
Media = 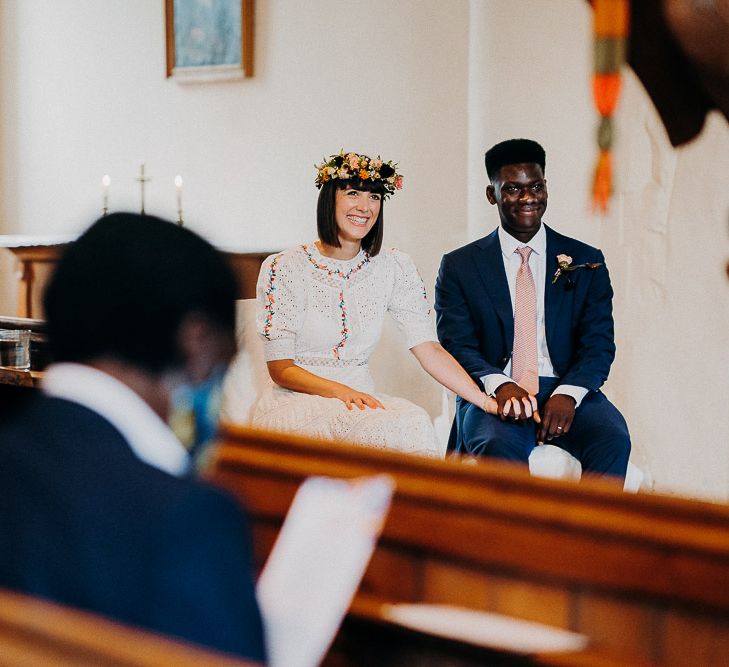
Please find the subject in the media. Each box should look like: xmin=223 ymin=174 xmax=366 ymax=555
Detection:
xmin=301 ymin=244 xmax=370 ymax=280
xmin=262 ymin=253 xmax=284 ymax=339
xmin=301 ymin=244 xmax=370 ymax=359
xmin=334 ymin=289 xmax=348 ymax=360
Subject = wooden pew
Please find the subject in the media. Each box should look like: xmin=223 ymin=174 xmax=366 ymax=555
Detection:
xmin=0 ymin=587 xmax=260 ymax=666
xmin=209 ymin=424 xmax=729 ymax=666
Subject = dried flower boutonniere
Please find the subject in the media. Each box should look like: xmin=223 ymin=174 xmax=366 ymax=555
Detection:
xmin=552 ymin=253 xmax=603 ymax=287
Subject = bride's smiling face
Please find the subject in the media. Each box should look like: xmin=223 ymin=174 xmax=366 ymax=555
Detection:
xmin=334 ymin=187 xmax=381 ymax=246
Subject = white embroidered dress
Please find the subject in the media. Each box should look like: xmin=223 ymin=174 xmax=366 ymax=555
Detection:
xmin=252 ymin=243 xmax=442 ymax=457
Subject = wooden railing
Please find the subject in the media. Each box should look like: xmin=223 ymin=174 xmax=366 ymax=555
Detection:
xmin=209 ymin=424 xmax=729 ymax=666
xmin=0 ymin=588 xmax=260 ymax=666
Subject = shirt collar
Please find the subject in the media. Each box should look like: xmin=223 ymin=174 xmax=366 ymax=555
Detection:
xmin=498 ymin=223 xmax=547 ymax=259
xmin=43 ymin=363 xmax=190 ymax=477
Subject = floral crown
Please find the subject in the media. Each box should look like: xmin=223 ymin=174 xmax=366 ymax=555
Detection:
xmin=315 ymin=150 xmax=403 ymax=199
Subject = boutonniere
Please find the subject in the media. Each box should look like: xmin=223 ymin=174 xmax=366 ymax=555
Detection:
xmin=551 ymin=253 xmax=603 ymax=286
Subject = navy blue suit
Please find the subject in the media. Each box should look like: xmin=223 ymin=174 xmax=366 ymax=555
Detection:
xmin=0 ymin=395 xmax=266 ymax=661
xmin=435 ymin=225 xmax=630 ymax=477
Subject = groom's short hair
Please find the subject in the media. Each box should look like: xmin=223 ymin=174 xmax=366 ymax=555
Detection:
xmin=485 ymin=139 xmax=546 ymax=181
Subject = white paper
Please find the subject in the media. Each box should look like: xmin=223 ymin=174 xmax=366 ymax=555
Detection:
xmin=383 ymin=603 xmax=589 ymax=654
xmin=256 ymin=475 xmax=394 ymax=667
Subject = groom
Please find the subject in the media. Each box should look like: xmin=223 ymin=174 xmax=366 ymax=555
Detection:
xmin=435 ymin=139 xmax=630 ymax=478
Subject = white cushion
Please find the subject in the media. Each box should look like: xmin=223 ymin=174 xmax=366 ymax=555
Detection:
xmin=529 ymin=445 xmax=645 ymax=493
xmin=220 ymin=299 xmax=272 ymax=424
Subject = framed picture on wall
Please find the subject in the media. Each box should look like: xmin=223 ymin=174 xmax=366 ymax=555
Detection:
xmin=165 ymin=0 xmax=254 ymax=82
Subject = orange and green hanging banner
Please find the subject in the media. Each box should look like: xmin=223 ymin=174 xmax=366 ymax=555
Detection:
xmin=592 ymin=0 xmax=629 ymax=213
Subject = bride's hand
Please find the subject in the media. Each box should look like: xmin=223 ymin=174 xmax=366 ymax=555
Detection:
xmin=482 ymin=394 xmax=540 ymax=423
xmin=330 ymin=384 xmax=385 ymax=411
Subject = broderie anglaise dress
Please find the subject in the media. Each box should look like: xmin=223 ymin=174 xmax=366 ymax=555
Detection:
xmin=252 ymin=243 xmax=442 ymax=457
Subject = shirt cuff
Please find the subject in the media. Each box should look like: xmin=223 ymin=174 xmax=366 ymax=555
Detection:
xmin=262 ymin=338 xmax=295 ymax=362
xmin=482 ymin=374 xmax=513 ymax=397
xmin=551 ymin=384 xmax=589 ymax=408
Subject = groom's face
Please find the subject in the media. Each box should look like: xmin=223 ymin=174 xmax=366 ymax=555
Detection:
xmin=486 ymin=163 xmax=547 ymax=243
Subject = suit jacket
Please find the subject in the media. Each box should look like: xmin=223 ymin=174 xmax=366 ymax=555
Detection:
xmin=435 ymin=225 xmax=616 ymax=446
xmin=0 ymin=395 xmax=266 ymax=662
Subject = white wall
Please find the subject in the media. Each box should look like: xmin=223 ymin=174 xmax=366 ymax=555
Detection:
xmin=600 ymin=71 xmax=729 ymax=500
xmin=2 ymin=0 xmax=728 ymax=501
xmin=0 ymin=0 xmax=469 ymax=297
xmin=468 ymin=0 xmax=596 ymax=244
xmin=0 ymin=0 xmax=470 ymax=430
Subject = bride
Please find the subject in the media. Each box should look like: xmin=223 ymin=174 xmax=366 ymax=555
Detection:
xmin=251 ymin=150 xmax=535 ymax=456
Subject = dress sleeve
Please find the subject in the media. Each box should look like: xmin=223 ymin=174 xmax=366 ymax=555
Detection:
xmin=256 ymin=251 xmax=306 ymax=362
xmin=387 ymin=249 xmax=437 ymax=349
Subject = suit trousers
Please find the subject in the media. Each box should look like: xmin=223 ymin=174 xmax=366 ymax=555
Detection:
xmin=460 ymin=377 xmax=631 ymax=478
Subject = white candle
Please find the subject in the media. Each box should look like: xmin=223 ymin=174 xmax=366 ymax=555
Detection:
xmin=101 ymin=174 xmax=111 ymax=215
xmin=174 ymin=175 xmax=183 ymax=224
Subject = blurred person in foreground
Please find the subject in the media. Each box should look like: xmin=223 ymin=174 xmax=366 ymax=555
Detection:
xmin=0 ymin=213 xmax=266 ymax=661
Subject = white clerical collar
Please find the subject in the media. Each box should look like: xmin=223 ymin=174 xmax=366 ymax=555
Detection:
xmin=43 ymin=363 xmax=190 ymax=477
xmin=498 ymin=224 xmax=547 ymax=259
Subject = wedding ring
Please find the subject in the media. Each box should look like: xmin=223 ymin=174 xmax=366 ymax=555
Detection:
xmin=556 ymin=426 xmax=563 ymax=431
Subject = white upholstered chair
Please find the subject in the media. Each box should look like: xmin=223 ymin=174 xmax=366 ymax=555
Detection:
xmin=221 ymin=299 xmax=645 ymax=492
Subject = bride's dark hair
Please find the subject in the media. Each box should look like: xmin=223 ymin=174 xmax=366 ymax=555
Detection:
xmin=316 ymin=178 xmax=385 ymax=256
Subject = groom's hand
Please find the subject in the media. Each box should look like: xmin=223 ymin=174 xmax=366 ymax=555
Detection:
xmin=537 ymin=394 xmax=576 ymax=444
xmin=494 ymin=382 xmax=539 ymax=423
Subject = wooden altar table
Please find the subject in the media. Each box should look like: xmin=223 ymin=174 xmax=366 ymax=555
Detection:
xmin=0 ymin=235 xmax=74 ymax=318
xmin=0 ymin=235 xmax=276 ymax=318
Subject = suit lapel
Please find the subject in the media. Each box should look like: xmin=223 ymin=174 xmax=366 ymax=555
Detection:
xmin=544 ymin=226 xmax=568 ymax=346
xmin=473 ymin=231 xmax=514 ymax=345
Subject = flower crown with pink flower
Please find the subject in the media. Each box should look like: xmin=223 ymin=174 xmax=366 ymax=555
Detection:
xmin=315 ymin=150 xmax=403 ymax=199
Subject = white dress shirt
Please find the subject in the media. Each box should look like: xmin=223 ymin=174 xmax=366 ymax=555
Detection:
xmin=481 ymin=225 xmax=588 ymax=407
xmin=43 ymin=362 xmax=190 ymax=476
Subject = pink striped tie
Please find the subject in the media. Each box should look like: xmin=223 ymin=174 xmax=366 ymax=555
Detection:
xmin=512 ymin=246 xmax=539 ymax=395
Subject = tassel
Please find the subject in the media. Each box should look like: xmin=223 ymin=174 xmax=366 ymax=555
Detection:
xmin=592 ymin=150 xmax=612 ymax=213
xmin=591 ymin=0 xmax=629 ymax=214
xmin=594 ymin=0 xmax=629 ymax=37
xmin=593 ymin=73 xmax=622 ymax=117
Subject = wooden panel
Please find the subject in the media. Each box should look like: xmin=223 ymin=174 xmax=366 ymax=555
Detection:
xmin=221 ymin=251 xmax=273 ymax=300
xmin=492 ymin=577 xmax=572 ymax=629
xmin=661 ymin=608 xmax=729 ymax=667
xmin=250 ymin=521 xmax=279 ymax=572
xmin=208 ymin=424 xmax=729 ymax=665
xmin=422 ymin=559 xmax=493 ymax=608
xmin=422 ymin=559 xmax=494 ymax=610
xmin=0 ymin=588 xmax=259 ymax=666
xmin=575 ymin=594 xmax=660 ymax=663
xmin=211 ymin=425 xmax=729 ymax=612
xmin=1 ymin=244 xmax=66 ymax=318
xmin=360 ymin=545 xmax=421 ymax=600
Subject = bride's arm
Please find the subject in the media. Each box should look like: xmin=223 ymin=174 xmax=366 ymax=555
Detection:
xmin=409 ymin=341 xmax=539 ymax=420
xmin=266 ymin=360 xmax=384 ymax=411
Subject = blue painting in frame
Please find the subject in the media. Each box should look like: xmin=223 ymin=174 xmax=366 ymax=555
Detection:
xmin=165 ymin=0 xmax=254 ymax=82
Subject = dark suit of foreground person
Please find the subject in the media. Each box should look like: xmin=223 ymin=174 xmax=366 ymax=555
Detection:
xmin=0 ymin=213 xmax=266 ymax=661
xmin=435 ymin=139 xmax=630 ymax=478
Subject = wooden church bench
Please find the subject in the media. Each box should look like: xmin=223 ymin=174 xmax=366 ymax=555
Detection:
xmin=0 ymin=587 xmax=260 ymax=666
xmin=208 ymin=424 xmax=729 ymax=666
